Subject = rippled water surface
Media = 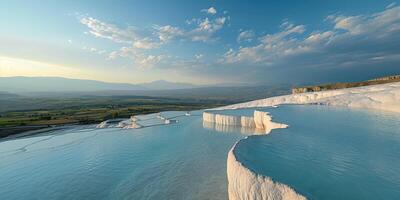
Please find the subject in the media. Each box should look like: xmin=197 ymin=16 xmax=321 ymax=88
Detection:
xmin=235 ymin=105 xmax=400 ymax=200
xmin=0 ymin=111 xmax=244 ymax=200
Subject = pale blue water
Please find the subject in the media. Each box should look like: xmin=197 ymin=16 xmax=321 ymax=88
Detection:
xmin=0 ymin=111 xmax=243 ymax=200
xmin=235 ymin=105 xmax=400 ymax=200
xmin=2 ymin=106 xmax=400 ymax=200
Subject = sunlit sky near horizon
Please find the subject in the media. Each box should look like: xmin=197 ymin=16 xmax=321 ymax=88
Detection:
xmin=1 ymin=0 xmax=399 ymax=85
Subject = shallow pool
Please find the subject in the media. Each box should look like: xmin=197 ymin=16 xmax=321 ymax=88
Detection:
xmin=0 ymin=111 xmax=243 ymax=200
xmin=235 ymin=105 xmax=400 ymax=200
xmin=1 ymin=106 xmax=400 ymax=200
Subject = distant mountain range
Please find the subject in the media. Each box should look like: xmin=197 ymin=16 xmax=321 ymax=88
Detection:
xmin=136 ymin=80 xmax=197 ymax=90
xmin=0 ymin=76 xmax=199 ymax=92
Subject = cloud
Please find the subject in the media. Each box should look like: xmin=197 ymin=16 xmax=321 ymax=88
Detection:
xmin=221 ymin=6 xmax=400 ymax=66
xmin=137 ymin=55 xmax=165 ymax=67
xmin=133 ymin=38 xmax=161 ymax=49
xmin=80 ymin=16 xmax=171 ymax=68
xmin=188 ymin=17 xmax=227 ymax=42
xmin=80 ymin=16 xmax=164 ymax=50
xmin=222 ymin=22 xmax=307 ymax=64
xmin=75 ymin=5 xmax=400 ymax=84
xmin=108 ymin=46 xmax=166 ymax=68
xmin=153 ymin=25 xmax=184 ymax=42
xmin=82 ymin=46 xmax=107 ymax=55
xmin=201 ymin=7 xmax=217 ymax=15
xmin=329 ymin=6 xmax=400 ymax=35
xmin=195 ymin=54 xmax=203 ymax=59
xmin=80 ymin=12 xmax=229 ymax=67
xmin=80 ymin=17 xmax=138 ymax=44
xmin=260 ymin=22 xmax=305 ymax=44
xmin=154 ymin=16 xmax=228 ymax=43
xmin=237 ymin=30 xmax=255 ymax=42
xmin=216 ymin=5 xmax=400 ymax=83
xmin=386 ymin=2 xmax=396 ymax=9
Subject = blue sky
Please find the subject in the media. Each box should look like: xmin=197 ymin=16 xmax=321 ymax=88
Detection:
xmin=0 ymin=0 xmax=399 ymax=85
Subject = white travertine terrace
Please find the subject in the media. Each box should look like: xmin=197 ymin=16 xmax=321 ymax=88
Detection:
xmin=125 ymin=121 xmax=142 ymax=129
xmin=218 ymin=82 xmax=400 ymax=113
xmin=241 ymin=116 xmax=256 ymax=128
xmin=203 ymin=110 xmax=287 ymax=133
xmin=228 ymin=142 xmax=306 ymax=200
xmin=215 ymin=114 xmax=241 ymax=126
xmin=96 ymin=121 xmax=109 ymax=128
xmin=203 ymin=121 xmax=252 ymax=134
xmin=96 ymin=118 xmax=143 ymax=129
xmin=203 ymin=110 xmax=295 ymax=199
xmin=116 ymin=119 xmax=130 ymax=128
xmin=209 ymin=82 xmax=400 ymax=200
xmin=203 ymin=112 xmax=216 ymax=123
xmin=96 ymin=119 xmax=125 ymax=128
xmin=115 ymin=119 xmax=142 ymax=129
xmin=253 ymin=111 xmax=288 ymax=134
xmin=130 ymin=116 xmax=140 ymax=122
xmin=98 ymin=112 xmax=186 ymax=129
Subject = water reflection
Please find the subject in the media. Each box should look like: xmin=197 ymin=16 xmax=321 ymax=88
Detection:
xmin=202 ymin=121 xmax=264 ymax=135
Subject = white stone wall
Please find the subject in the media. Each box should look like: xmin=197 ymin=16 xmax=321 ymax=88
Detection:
xmin=227 ymin=142 xmax=306 ymax=200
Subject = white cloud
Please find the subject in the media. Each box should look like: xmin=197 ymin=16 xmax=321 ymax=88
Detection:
xmin=329 ymin=6 xmax=400 ymax=35
xmin=80 ymin=17 xmax=138 ymax=44
xmin=197 ymin=17 xmax=225 ymax=32
xmin=79 ymin=13 xmax=228 ymax=70
xmin=201 ymin=7 xmax=217 ymax=15
xmin=195 ymin=54 xmax=203 ymax=59
xmin=386 ymin=2 xmax=396 ymax=9
xmin=280 ymin=20 xmax=294 ymax=29
xmin=80 ymin=8 xmax=229 ymax=57
xmin=188 ymin=17 xmax=227 ymax=42
xmin=137 ymin=55 xmax=165 ymax=67
xmin=80 ymin=16 xmax=164 ymax=50
xmin=237 ymin=30 xmax=255 ymax=42
xmin=220 ymin=5 xmax=400 ymax=68
xmin=305 ymin=31 xmax=334 ymax=43
xmin=82 ymin=46 xmax=107 ymax=55
xmin=260 ymin=23 xmax=305 ymax=44
xmin=153 ymin=25 xmax=184 ymax=42
xmin=80 ymin=16 xmax=169 ymax=68
xmin=154 ymin=16 xmax=228 ymax=43
xmin=185 ymin=18 xmax=198 ymax=25
xmin=222 ymin=22 xmax=308 ymax=64
xmin=108 ymin=46 xmax=165 ymax=68
xmin=133 ymin=38 xmax=161 ymax=49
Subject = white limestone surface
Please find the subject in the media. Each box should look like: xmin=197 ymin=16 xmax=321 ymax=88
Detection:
xmin=116 ymin=119 xmax=131 ymax=128
xmin=203 ymin=110 xmax=286 ymax=134
xmin=222 ymin=82 xmax=400 ymax=200
xmin=130 ymin=116 xmax=140 ymax=122
xmin=98 ymin=118 xmax=142 ymax=129
xmin=215 ymin=114 xmax=241 ymax=126
xmin=203 ymin=112 xmax=216 ymax=123
xmin=241 ymin=116 xmax=256 ymax=128
xmin=96 ymin=121 xmax=109 ymax=128
xmin=124 ymin=121 xmax=142 ymax=129
xmin=228 ymin=141 xmax=306 ymax=200
xmin=253 ymin=111 xmax=288 ymax=134
xmin=96 ymin=119 xmax=124 ymax=128
xmin=218 ymin=82 xmax=400 ymax=113
xmin=225 ymin=112 xmax=301 ymax=200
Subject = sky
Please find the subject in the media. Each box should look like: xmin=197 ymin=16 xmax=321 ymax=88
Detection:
xmin=0 ymin=0 xmax=399 ymax=85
